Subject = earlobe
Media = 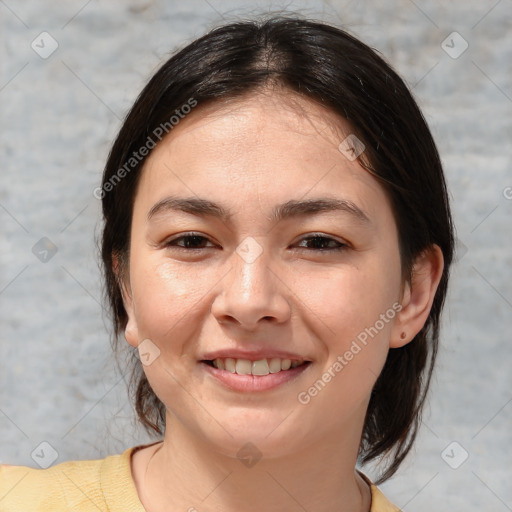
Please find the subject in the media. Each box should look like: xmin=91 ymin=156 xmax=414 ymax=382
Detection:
xmin=390 ymin=244 xmax=444 ymax=348
xmin=124 ymin=317 xmax=140 ymax=349
xmin=121 ymin=282 xmax=141 ymax=349
xmin=112 ymin=252 xmax=139 ymax=348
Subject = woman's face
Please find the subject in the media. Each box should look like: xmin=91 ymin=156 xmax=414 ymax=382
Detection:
xmin=122 ymin=91 xmax=405 ymax=458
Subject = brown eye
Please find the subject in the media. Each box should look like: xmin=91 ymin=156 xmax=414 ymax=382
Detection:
xmin=296 ymin=235 xmax=347 ymax=252
xmin=165 ymin=233 xmax=214 ymax=249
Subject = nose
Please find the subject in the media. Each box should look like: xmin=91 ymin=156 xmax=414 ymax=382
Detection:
xmin=210 ymin=242 xmax=291 ymax=330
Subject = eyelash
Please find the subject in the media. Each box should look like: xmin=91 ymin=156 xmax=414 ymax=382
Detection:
xmin=164 ymin=232 xmax=348 ymax=252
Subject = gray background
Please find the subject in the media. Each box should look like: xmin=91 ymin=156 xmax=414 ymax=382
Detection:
xmin=1 ymin=1 xmax=511 ymax=510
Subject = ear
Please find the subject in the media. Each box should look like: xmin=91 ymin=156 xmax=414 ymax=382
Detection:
xmin=112 ymin=252 xmax=139 ymax=349
xmin=390 ymin=244 xmax=444 ymax=348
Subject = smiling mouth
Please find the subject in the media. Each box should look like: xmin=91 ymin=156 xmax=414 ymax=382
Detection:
xmin=201 ymin=358 xmax=311 ymax=376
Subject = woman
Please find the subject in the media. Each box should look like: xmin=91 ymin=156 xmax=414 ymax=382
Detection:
xmin=0 ymin=15 xmax=453 ymax=511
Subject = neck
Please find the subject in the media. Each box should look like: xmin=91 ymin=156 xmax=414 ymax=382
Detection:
xmin=137 ymin=413 xmax=371 ymax=512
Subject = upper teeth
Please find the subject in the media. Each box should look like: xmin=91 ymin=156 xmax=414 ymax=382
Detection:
xmin=212 ymin=358 xmax=303 ymax=375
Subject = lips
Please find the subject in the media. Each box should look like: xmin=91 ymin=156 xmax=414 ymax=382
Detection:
xmin=201 ymin=358 xmax=311 ymax=392
xmin=199 ymin=347 xmax=311 ymax=390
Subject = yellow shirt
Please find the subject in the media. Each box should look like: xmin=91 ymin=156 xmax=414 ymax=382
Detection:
xmin=0 ymin=444 xmax=401 ymax=511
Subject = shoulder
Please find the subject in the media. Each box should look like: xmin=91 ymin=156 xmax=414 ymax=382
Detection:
xmin=0 ymin=446 xmax=141 ymax=512
xmin=358 ymin=471 xmax=402 ymax=512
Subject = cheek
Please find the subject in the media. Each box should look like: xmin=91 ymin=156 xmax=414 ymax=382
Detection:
xmin=130 ymin=257 xmax=211 ymax=342
xmin=294 ymin=268 xmax=400 ymax=419
xmin=294 ymin=259 xmax=401 ymax=343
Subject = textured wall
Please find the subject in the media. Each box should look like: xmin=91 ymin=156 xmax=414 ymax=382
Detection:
xmin=1 ymin=1 xmax=511 ymax=510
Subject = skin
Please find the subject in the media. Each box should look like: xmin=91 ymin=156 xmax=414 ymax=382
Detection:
xmin=119 ymin=89 xmax=444 ymax=512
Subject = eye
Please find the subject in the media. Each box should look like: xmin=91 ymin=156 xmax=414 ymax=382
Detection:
xmin=163 ymin=233 xmax=347 ymax=252
xmin=295 ymin=234 xmax=348 ymax=252
xmin=164 ymin=233 xmax=215 ymax=250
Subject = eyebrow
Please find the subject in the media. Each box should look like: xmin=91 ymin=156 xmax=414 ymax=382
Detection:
xmin=147 ymin=196 xmax=371 ymax=225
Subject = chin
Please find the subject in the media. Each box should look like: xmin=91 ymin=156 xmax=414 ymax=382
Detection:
xmin=198 ymin=409 xmax=311 ymax=460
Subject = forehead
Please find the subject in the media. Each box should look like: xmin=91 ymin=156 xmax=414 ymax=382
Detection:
xmin=134 ymin=90 xmax=392 ymax=229
xmin=148 ymin=90 xmax=353 ymax=164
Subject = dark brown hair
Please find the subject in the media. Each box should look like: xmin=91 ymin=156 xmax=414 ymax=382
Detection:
xmin=100 ymin=15 xmax=454 ymax=483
